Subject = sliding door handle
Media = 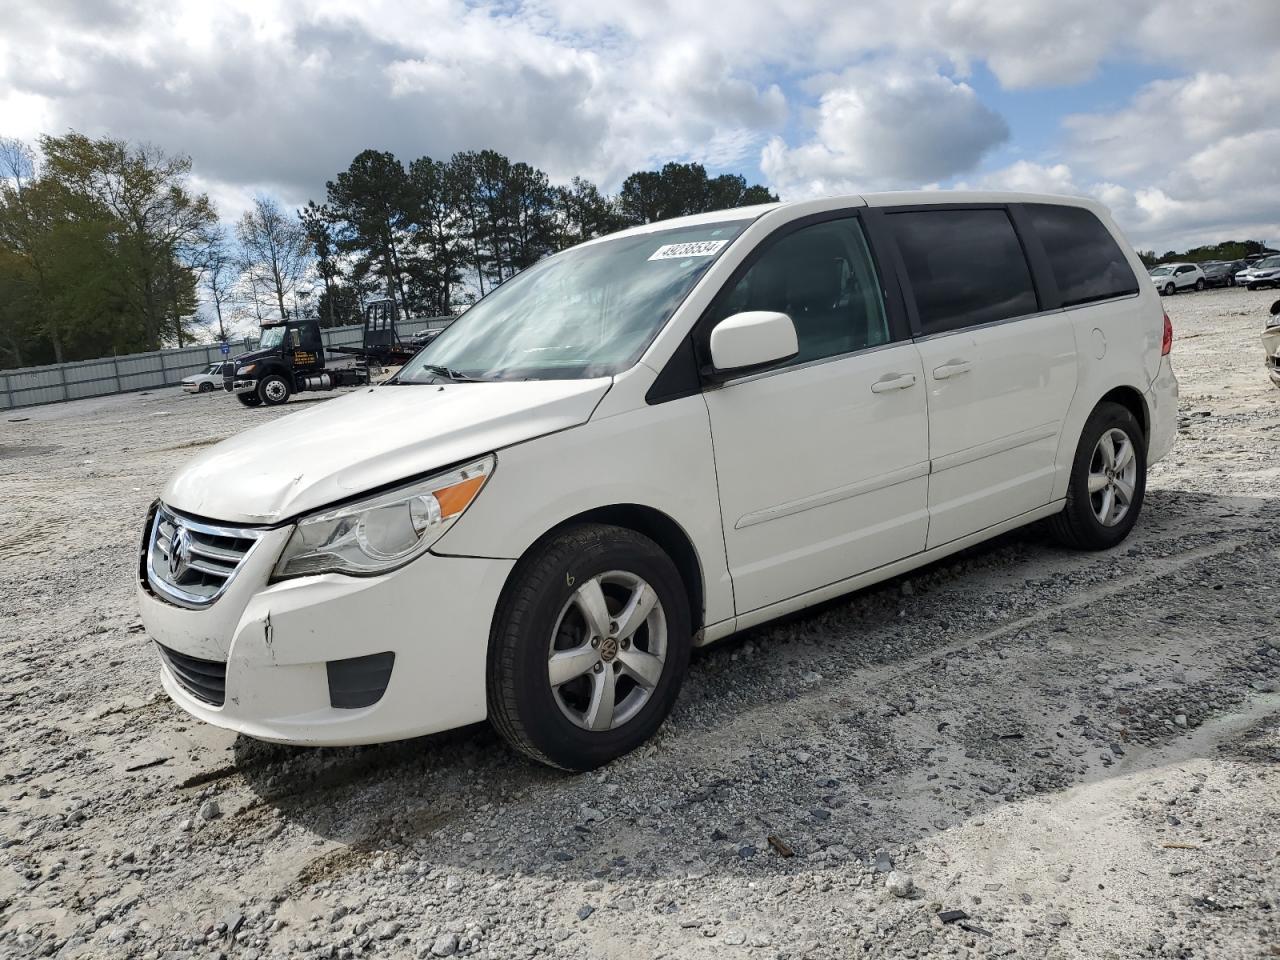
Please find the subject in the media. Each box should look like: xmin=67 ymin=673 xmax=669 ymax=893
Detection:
xmin=871 ymin=373 xmax=918 ymax=393
xmin=932 ymin=359 xmax=972 ymax=380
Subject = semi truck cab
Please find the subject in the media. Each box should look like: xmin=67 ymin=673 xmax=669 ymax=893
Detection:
xmin=224 ymin=319 xmax=366 ymax=407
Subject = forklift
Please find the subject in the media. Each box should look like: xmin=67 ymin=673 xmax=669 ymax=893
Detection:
xmin=223 ymin=300 xmax=421 ymax=407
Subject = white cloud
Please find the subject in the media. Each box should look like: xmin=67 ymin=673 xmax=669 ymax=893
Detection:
xmin=1 ymin=0 xmax=1278 ymax=250
xmin=761 ymin=67 xmax=1008 ymax=197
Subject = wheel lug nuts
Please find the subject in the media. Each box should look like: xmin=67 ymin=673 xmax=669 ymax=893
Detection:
xmin=590 ymin=637 xmax=600 ymax=648
xmin=593 ymin=662 xmax=604 ymax=674
xmin=620 ymin=638 xmax=630 ymax=650
xmin=609 ymin=621 xmax=618 ymax=635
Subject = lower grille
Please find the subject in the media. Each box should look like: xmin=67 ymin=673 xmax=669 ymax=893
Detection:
xmin=157 ymin=643 xmax=227 ymax=707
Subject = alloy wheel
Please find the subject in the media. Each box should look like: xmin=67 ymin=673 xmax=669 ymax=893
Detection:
xmin=547 ymin=570 xmax=667 ymax=731
xmin=1088 ymin=427 xmax=1138 ymax=527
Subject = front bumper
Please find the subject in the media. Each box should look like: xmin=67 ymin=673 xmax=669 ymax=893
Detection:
xmin=138 ymin=519 xmax=515 ymax=746
xmin=228 ymin=378 xmax=258 ymax=396
xmin=181 ymin=383 xmax=200 ymax=393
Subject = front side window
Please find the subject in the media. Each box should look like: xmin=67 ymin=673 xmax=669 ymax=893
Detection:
xmin=1025 ymin=204 xmax=1139 ymax=307
xmin=890 ymin=208 xmax=1038 ymax=336
xmin=704 ymin=216 xmax=889 ymax=367
xmin=399 ymin=220 xmax=750 ymax=382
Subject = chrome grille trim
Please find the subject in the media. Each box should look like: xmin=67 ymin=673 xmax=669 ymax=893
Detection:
xmin=144 ymin=503 xmax=267 ymax=609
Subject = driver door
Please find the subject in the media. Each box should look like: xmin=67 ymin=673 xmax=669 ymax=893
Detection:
xmin=701 ymin=214 xmax=930 ymax=615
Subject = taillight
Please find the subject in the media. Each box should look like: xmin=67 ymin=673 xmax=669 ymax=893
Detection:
xmin=1161 ymin=311 xmax=1173 ymax=356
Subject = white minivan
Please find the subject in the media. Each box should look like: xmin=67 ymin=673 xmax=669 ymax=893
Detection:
xmin=138 ymin=192 xmax=1178 ymax=770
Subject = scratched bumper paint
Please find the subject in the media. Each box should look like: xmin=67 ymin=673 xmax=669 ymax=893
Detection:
xmin=138 ymin=533 xmax=515 ymax=746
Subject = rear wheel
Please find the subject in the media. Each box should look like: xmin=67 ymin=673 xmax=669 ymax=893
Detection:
xmin=1163 ymin=282 xmax=1176 ymax=296
xmin=258 ymin=374 xmax=291 ymax=406
xmin=1048 ymin=401 xmax=1146 ymax=550
xmin=487 ymin=523 xmax=692 ymax=771
xmin=237 ymin=393 xmax=261 ymax=407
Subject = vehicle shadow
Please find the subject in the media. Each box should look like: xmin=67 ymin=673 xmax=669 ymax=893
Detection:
xmin=230 ymin=486 xmax=1278 ymax=885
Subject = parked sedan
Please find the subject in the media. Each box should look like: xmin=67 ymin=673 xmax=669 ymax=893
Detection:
xmin=1244 ymin=256 xmax=1280 ymax=290
xmin=1149 ymin=262 xmax=1205 ymax=295
xmin=1201 ymin=261 xmax=1242 ymax=288
xmin=182 ymin=361 xmax=230 ymax=393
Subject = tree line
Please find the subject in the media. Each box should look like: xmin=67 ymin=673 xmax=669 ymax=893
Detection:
xmin=1138 ymin=239 xmax=1277 ymax=267
xmin=0 ymin=132 xmax=775 ymax=370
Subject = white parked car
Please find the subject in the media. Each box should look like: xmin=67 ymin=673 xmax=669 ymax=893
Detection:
xmin=1148 ymin=262 xmax=1205 ymax=295
xmin=182 ymin=361 xmax=230 ymax=393
xmin=138 ymin=192 xmax=1178 ymax=770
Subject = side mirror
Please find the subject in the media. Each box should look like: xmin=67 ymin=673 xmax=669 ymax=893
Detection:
xmin=707 ymin=311 xmax=798 ymax=378
xmin=1270 ymin=299 xmax=1280 ymax=317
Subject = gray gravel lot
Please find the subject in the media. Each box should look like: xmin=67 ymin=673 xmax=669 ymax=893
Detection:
xmin=1 ymin=287 xmax=1278 ymax=959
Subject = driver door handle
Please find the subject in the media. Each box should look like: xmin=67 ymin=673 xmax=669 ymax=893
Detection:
xmin=932 ymin=359 xmax=972 ymax=380
xmin=871 ymin=372 xmax=918 ymax=394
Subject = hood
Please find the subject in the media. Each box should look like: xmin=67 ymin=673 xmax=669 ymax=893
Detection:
xmin=228 ymin=347 xmax=279 ymax=368
xmin=162 ymin=378 xmax=612 ymax=524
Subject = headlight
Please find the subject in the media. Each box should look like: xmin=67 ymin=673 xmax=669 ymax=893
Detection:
xmin=273 ymin=455 xmax=495 ymax=579
xmin=236 ymin=363 xmax=257 ymax=376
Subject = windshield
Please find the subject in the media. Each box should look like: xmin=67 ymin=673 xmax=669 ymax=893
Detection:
xmin=398 ymin=220 xmax=750 ymax=382
xmin=1257 ymin=257 xmax=1280 ymax=269
xmin=1150 ymin=267 xmax=1172 ymax=276
xmin=205 ymin=364 xmax=220 ymax=375
xmin=259 ymin=326 xmax=286 ymax=350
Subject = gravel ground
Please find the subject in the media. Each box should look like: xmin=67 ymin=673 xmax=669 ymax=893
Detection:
xmin=1 ymin=287 xmax=1278 ymax=960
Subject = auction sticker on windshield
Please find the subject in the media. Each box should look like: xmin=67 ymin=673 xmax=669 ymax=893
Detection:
xmin=648 ymin=240 xmax=728 ymax=261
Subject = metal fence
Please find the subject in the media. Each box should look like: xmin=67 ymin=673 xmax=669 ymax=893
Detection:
xmin=0 ymin=317 xmax=452 ymax=411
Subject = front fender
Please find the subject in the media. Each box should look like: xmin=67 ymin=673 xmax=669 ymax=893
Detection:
xmin=432 ymin=394 xmax=734 ymax=630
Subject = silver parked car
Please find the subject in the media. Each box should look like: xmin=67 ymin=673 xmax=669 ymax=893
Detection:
xmin=1242 ymin=256 xmax=1280 ymax=290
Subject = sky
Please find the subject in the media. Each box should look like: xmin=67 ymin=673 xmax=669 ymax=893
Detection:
xmin=1 ymin=0 xmax=1278 ymax=253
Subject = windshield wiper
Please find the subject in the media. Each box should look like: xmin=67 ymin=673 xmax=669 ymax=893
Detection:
xmin=420 ymin=364 xmax=487 ymax=382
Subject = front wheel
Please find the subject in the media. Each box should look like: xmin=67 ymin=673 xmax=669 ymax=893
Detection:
xmin=198 ymin=381 xmax=214 ymax=393
xmin=1163 ymin=282 xmax=1176 ymax=296
xmin=257 ymin=374 xmax=291 ymax=406
xmin=1048 ymin=401 xmax=1146 ymax=550
xmin=1194 ymin=278 xmax=1205 ymax=292
xmin=487 ymin=524 xmax=692 ymax=771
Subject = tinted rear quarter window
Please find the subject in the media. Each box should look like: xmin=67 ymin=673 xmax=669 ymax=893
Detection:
xmin=889 ymin=208 xmax=1038 ymax=336
xmin=1025 ymin=203 xmax=1138 ymax=307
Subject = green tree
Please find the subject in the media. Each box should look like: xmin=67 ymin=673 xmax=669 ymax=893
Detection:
xmin=326 ymin=150 xmax=414 ymax=314
xmin=39 ymin=132 xmax=216 ymax=351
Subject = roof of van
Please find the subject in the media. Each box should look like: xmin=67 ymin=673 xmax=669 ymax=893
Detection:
xmin=599 ymin=191 xmax=1103 ymax=238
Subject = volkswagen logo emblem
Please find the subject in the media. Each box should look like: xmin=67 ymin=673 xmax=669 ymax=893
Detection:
xmin=168 ymin=525 xmax=192 ymax=580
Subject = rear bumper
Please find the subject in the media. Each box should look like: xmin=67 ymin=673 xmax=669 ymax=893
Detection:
xmin=138 ymin=527 xmax=515 ymax=746
xmin=1146 ymin=355 xmax=1179 ymax=465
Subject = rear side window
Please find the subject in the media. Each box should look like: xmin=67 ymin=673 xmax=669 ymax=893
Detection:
xmin=1026 ymin=204 xmax=1138 ymax=307
xmin=889 ymin=208 xmax=1038 ymax=336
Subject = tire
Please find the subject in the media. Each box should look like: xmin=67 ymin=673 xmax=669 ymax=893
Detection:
xmin=487 ymin=523 xmax=692 ymax=771
xmin=1163 ymin=283 xmax=1175 ymax=296
xmin=257 ymin=374 xmax=291 ymax=406
xmin=1194 ymin=278 xmax=1205 ymax=292
xmin=1048 ymin=401 xmax=1147 ymax=550
xmin=198 ymin=381 xmax=214 ymax=393
xmin=237 ymin=393 xmax=261 ymax=407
